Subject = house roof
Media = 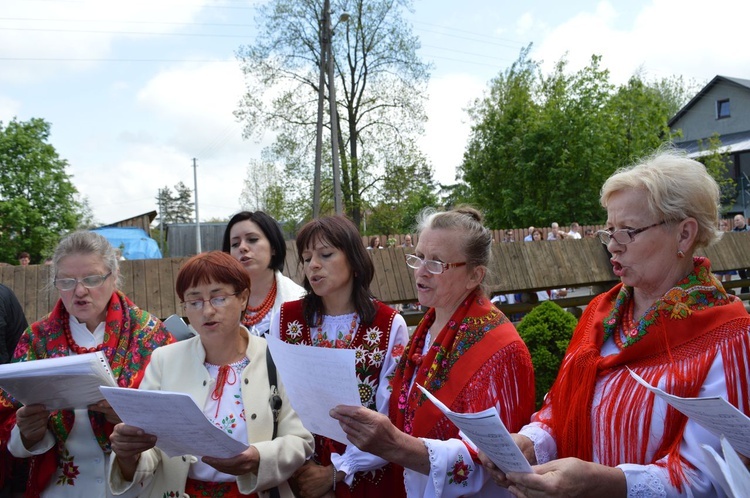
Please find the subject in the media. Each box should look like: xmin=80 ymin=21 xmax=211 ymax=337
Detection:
xmin=674 ymin=129 xmax=750 ymax=158
xmin=668 ymin=75 xmax=750 ymax=127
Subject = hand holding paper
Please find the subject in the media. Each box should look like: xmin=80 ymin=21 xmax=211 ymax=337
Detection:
xmin=417 ymin=384 xmax=532 ymax=474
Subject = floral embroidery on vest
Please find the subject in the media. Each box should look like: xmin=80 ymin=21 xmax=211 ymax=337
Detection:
xmin=280 ymin=301 xmax=394 ymax=410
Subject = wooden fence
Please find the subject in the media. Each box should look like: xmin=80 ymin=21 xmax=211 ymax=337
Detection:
xmin=2 ymin=232 xmax=749 ymax=324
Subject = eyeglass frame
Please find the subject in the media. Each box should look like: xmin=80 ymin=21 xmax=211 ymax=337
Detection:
xmin=181 ymin=293 xmax=239 ymax=311
xmin=54 ymin=271 xmax=113 ymax=291
xmin=595 ymin=221 xmax=667 ymax=245
xmin=404 ymin=253 xmax=467 ymax=275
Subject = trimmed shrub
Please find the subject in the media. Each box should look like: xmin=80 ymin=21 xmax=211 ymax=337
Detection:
xmin=516 ymin=300 xmax=578 ymax=408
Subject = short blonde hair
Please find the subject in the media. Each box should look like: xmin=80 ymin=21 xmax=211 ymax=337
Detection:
xmin=600 ymin=149 xmax=720 ymax=249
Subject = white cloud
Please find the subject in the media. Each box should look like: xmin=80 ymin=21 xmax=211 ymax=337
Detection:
xmin=0 ymin=96 xmax=21 ymax=122
xmin=0 ymin=0 xmax=210 ymax=83
xmin=67 ymin=59 xmax=271 ymax=224
xmin=420 ymin=73 xmax=487 ymax=185
xmin=532 ymin=0 xmax=750 ymax=85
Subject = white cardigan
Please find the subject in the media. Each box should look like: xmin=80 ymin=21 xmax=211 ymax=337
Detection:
xmin=108 ymin=333 xmax=314 ymax=498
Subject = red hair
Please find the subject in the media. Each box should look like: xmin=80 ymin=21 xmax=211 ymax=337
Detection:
xmin=175 ymin=251 xmax=251 ymax=300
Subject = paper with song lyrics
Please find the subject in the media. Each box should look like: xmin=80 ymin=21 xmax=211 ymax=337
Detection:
xmin=417 ymin=384 xmax=533 ymax=474
xmin=265 ymin=335 xmax=362 ymax=445
xmin=627 ymin=368 xmax=750 ymax=456
xmin=100 ymin=386 xmax=248 ymax=458
xmin=701 ymin=436 xmax=750 ymax=498
xmin=0 ymin=351 xmax=116 ymax=410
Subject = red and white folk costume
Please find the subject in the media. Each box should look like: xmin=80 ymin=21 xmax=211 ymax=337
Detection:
xmin=273 ymin=299 xmax=408 ymax=497
xmin=521 ymin=258 xmax=750 ymax=497
xmin=389 ymin=289 xmax=535 ymax=497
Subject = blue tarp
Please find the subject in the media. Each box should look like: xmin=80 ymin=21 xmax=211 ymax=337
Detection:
xmin=92 ymin=227 xmax=162 ymax=260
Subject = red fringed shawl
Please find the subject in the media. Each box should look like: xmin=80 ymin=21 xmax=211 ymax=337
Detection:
xmin=0 ymin=291 xmax=173 ymax=497
xmin=389 ymin=288 xmax=535 ymax=486
xmin=542 ymin=257 xmax=750 ymax=489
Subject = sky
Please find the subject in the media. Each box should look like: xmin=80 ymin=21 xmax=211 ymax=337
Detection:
xmin=1 ymin=0 xmax=749 ymax=225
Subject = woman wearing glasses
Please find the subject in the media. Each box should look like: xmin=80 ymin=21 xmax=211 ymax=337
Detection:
xmin=0 ymin=230 xmax=173 ymax=497
xmin=481 ymin=150 xmax=750 ymax=497
xmin=109 ymin=251 xmax=313 ymax=497
xmin=331 ymin=206 xmax=535 ymax=497
xmin=271 ymin=215 xmax=408 ymax=497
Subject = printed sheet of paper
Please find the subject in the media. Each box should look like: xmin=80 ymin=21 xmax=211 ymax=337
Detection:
xmin=265 ymin=335 xmax=362 ymax=445
xmin=417 ymin=385 xmax=532 ymax=474
xmin=0 ymin=352 xmax=116 ymax=410
xmin=628 ymin=369 xmax=750 ymax=456
xmin=100 ymin=387 xmax=248 ymax=458
xmin=701 ymin=436 xmax=750 ymax=498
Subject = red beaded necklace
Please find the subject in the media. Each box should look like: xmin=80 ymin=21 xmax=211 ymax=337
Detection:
xmin=63 ymin=317 xmax=104 ymax=355
xmin=243 ymin=278 xmax=277 ymax=326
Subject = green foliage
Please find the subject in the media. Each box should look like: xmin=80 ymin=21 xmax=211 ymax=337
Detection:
xmin=365 ymin=139 xmax=438 ymax=234
xmin=155 ymin=182 xmax=194 ymax=224
xmin=0 ymin=117 xmax=86 ymax=264
xmin=459 ymin=48 xmax=691 ymax=228
xmin=698 ymin=133 xmax=737 ymax=212
xmin=235 ymin=0 xmax=432 ymax=227
xmin=516 ymin=300 xmax=577 ymax=408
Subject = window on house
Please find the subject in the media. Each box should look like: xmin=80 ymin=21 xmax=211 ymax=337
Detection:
xmin=717 ymin=99 xmax=730 ymax=119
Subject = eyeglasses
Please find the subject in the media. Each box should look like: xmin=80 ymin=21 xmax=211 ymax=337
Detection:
xmin=596 ymin=221 xmax=666 ymax=245
xmin=54 ymin=271 xmax=112 ymax=291
xmin=182 ymin=293 xmax=238 ymax=311
xmin=405 ymin=254 xmax=466 ymax=275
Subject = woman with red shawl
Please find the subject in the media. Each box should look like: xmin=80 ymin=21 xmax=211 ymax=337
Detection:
xmin=0 ymin=231 xmax=173 ymax=497
xmin=332 ymin=206 xmax=535 ymax=497
xmin=482 ymin=151 xmax=750 ymax=497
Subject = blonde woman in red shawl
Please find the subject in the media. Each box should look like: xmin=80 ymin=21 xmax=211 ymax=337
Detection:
xmin=331 ymin=206 xmax=535 ymax=497
xmin=481 ymin=150 xmax=750 ymax=497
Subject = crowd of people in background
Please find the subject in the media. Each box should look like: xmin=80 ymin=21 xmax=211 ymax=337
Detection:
xmin=0 ymin=149 xmax=748 ymax=497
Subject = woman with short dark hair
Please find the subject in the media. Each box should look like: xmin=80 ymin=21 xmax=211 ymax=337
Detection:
xmin=223 ymin=211 xmax=305 ymax=337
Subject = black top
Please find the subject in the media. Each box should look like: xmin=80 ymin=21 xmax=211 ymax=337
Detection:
xmin=0 ymin=284 xmax=28 ymax=364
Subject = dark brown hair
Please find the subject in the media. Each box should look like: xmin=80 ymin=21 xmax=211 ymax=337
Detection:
xmin=295 ymin=216 xmax=376 ymax=325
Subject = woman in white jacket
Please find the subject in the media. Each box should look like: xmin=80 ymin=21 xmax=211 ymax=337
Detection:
xmin=108 ymin=251 xmax=313 ymax=498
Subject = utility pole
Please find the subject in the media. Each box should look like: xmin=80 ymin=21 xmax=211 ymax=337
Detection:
xmin=192 ymin=158 xmax=202 ymax=254
xmin=313 ymin=0 xmax=348 ymax=217
xmin=312 ymin=2 xmax=329 ymax=219
xmin=327 ymin=2 xmax=343 ymax=215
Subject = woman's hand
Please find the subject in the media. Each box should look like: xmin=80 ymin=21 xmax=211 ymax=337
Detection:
xmin=109 ymin=423 xmax=157 ymax=481
xmin=478 ymin=434 xmax=536 ymax=488
xmin=88 ymin=399 xmax=121 ymax=425
xmin=330 ymin=404 xmax=429 ymax=474
xmin=202 ymin=445 xmax=260 ymax=476
xmin=329 ymin=405 xmax=402 ymax=459
xmin=292 ymin=461 xmax=336 ymax=498
xmin=506 ymin=458 xmax=626 ymax=498
xmin=15 ymin=404 xmax=50 ymax=449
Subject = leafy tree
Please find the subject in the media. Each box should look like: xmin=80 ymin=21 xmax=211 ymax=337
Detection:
xmin=516 ymin=300 xmax=577 ymax=408
xmin=366 ymin=140 xmax=438 ymax=234
xmin=698 ymin=133 xmax=737 ymax=212
xmin=0 ymin=117 xmax=86 ymax=264
xmin=235 ymin=0 xmax=431 ymax=226
xmin=155 ymin=181 xmax=195 ymax=224
xmin=239 ymin=158 xmax=306 ymax=233
xmin=459 ymin=48 xmax=691 ymax=228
